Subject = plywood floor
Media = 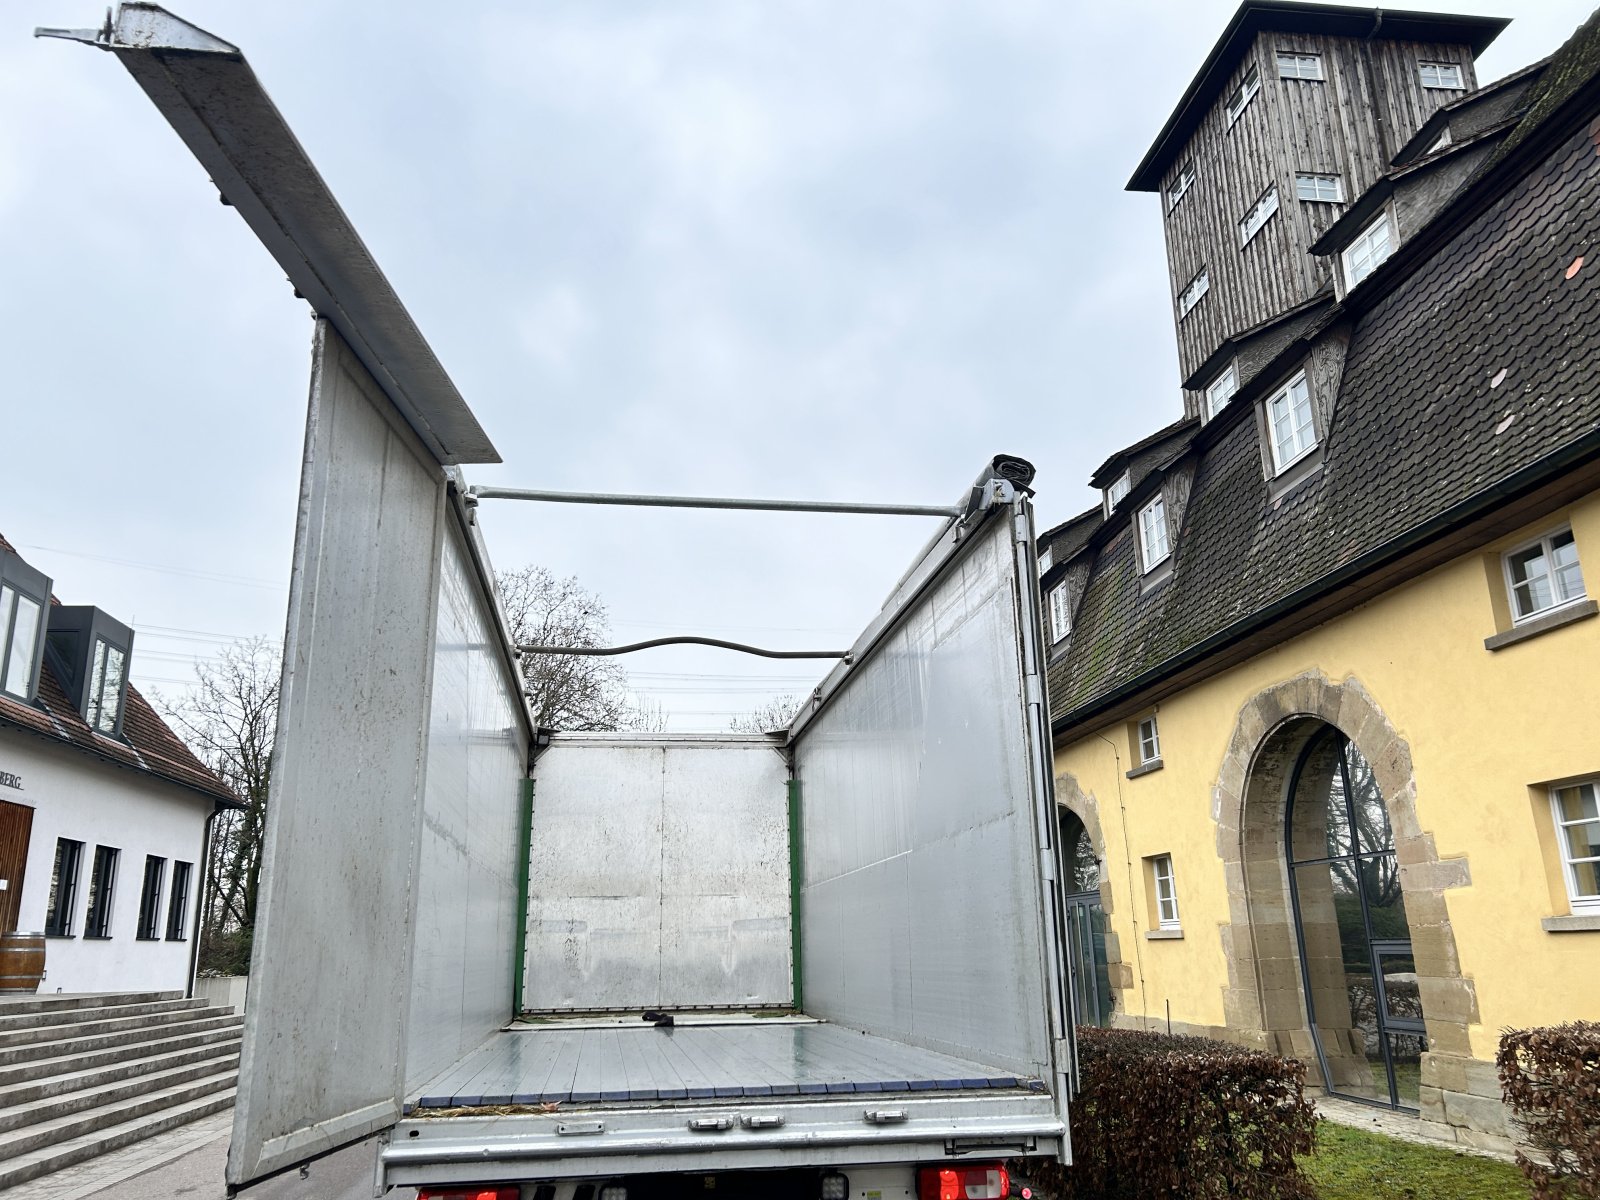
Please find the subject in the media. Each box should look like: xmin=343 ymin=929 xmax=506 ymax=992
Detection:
xmin=414 ymin=1022 xmax=1025 ymax=1108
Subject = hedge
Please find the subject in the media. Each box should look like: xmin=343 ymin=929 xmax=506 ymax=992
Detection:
xmin=1041 ymin=1026 xmax=1318 ymax=1199
xmin=1499 ymin=1021 xmax=1600 ymax=1199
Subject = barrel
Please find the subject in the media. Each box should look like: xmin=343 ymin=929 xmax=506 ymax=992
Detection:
xmin=0 ymin=931 xmax=46 ymax=994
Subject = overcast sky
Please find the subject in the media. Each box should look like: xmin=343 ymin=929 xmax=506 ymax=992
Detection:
xmin=2 ymin=0 xmax=1591 ymax=730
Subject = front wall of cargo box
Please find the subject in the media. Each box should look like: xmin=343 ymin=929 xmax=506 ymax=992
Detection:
xmin=792 ymin=513 xmax=1054 ymax=1080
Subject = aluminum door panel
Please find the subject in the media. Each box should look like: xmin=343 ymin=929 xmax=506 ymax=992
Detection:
xmin=229 ymin=322 xmax=444 ymax=1187
xmin=525 ymin=737 xmax=790 ymax=1011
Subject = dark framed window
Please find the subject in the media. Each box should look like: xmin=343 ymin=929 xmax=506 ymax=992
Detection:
xmin=136 ymin=855 xmax=166 ymax=940
xmin=84 ymin=845 xmax=120 ymax=938
xmin=45 ymin=838 xmax=84 ymax=937
xmin=86 ymin=637 xmax=129 ymax=735
xmin=0 ymin=584 xmax=45 ymax=702
xmin=165 ymin=861 xmax=193 ymax=941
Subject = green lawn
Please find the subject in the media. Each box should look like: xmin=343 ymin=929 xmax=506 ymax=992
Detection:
xmin=1305 ymin=1122 xmax=1528 ymax=1199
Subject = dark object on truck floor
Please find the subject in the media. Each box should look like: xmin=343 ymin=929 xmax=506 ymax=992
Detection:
xmin=642 ymin=1010 xmax=675 ymax=1027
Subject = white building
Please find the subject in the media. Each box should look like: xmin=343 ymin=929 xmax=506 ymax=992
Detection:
xmin=0 ymin=534 xmax=237 ymax=995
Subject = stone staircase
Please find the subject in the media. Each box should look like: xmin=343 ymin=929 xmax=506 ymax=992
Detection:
xmin=0 ymin=991 xmax=240 ymax=1190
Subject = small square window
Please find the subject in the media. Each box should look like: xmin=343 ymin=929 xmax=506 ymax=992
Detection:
xmin=1167 ymin=163 xmax=1195 ymax=213
xmin=1205 ymin=364 xmax=1238 ymax=420
xmin=1295 ymin=173 xmax=1343 ymax=203
xmin=1137 ymin=715 xmax=1161 ymax=765
xmin=1239 ymin=185 xmax=1280 ymax=246
xmin=1178 ymin=266 xmax=1209 ymax=318
xmin=1150 ymin=854 xmax=1181 ymax=929
xmin=1419 ymin=62 xmax=1464 ymax=90
xmin=1342 ymin=210 xmax=1395 ymax=287
xmin=1226 ymin=63 xmax=1261 ymax=126
xmin=1105 ymin=471 xmax=1131 ymax=514
xmin=1138 ymin=495 xmax=1171 ymax=571
xmin=1504 ymin=528 xmax=1587 ymax=622
xmin=1550 ymin=781 xmax=1600 ymax=914
xmin=1266 ymin=371 xmax=1317 ymax=473
xmin=1277 ymin=51 xmax=1324 ymax=80
xmin=1048 ymin=585 xmax=1073 ymax=644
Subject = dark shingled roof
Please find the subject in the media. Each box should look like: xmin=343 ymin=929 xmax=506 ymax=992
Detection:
xmin=0 ymin=533 xmax=240 ymax=807
xmin=1054 ymin=62 xmax=1600 ymax=725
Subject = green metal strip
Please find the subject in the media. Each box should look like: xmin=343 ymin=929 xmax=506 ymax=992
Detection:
xmin=787 ymin=777 xmax=804 ymax=1012
xmin=511 ymin=777 xmax=535 ymax=1015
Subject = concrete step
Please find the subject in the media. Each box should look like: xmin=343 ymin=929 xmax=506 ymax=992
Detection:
xmin=0 ymin=1049 xmax=238 ymax=1135
xmin=0 ymin=1021 xmax=242 ymax=1088
xmin=0 ymin=1000 xmax=222 ymax=1048
xmin=0 ymin=1066 xmax=237 ymax=1160
xmin=0 ymin=1010 xmax=241 ymax=1068
xmin=0 ymin=991 xmax=180 ymax=1016
xmin=0 ymin=1084 xmax=235 ymax=1191
xmin=0 ymin=1036 xmax=241 ymax=1109
xmin=0 ymin=996 xmax=210 ymax=1036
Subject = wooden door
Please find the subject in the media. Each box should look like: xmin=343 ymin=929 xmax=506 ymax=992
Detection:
xmin=0 ymin=799 xmax=33 ymax=933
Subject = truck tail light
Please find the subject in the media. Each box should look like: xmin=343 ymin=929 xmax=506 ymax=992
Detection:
xmin=916 ymin=1163 xmax=1010 ymax=1200
xmin=417 ymin=1189 xmax=519 ymax=1200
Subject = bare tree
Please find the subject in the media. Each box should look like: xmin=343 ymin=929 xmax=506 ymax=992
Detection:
xmin=727 ymin=694 xmax=802 ymax=734
xmin=158 ymin=637 xmax=280 ymax=976
xmin=498 ymin=566 xmax=663 ymax=732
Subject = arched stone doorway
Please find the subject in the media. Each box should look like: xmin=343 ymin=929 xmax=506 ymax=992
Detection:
xmin=1054 ymin=772 xmax=1127 ymax=1026
xmin=1212 ymin=673 xmax=1478 ymax=1114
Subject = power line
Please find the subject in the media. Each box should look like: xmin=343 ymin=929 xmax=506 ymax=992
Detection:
xmin=20 ymin=545 xmax=285 ymax=591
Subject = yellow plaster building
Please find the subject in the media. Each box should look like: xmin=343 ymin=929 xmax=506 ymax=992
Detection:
xmin=1040 ymin=2 xmax=1600 ymax=1150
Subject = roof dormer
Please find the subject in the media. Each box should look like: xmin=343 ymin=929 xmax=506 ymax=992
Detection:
xmin=45 ymin=606 xmax=135 ymax=738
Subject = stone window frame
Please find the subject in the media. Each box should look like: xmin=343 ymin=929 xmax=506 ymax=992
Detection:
xmin=1549 ymin=778 xmax=1600 ymax=915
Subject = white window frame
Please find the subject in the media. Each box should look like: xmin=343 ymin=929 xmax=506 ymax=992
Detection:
xmin=1427 ymin=128 xmax=1453 ymax=155
xmin=1152 ymin=855 xmax=1181 ymax=929
xmin=1342 ymin=209 xmax=1395 ymax=288
xmin=1137 ymin=715 xmax=1161 ymax=765
xmin=1178 ymin=265 xmax=1209 ymax=317
xmin=1418 ymin=61 xmax=1464 ymax=90
xmin=1295 ymin=173 xmax=1343 ymax=203
xmin=1226 ymin=63 xmax=1261 ymax=126
xmin=1104 ymin=471 xmax=1130 ymax=514
xmin=1239 ymin=185 xmax=1280 ymax=246
xmin=1048 ymin=584 xmax=1073 ymax=644
xmin=1038 ymin=544 xmax=1053 ymax=573
xmin=1503 ymin=527 xmax=1587 ymax=623
xmin=1167 ymin=162 xmax=1195 ymax=213
xmin=1550 ymin=780 xmax=1600 ymax=914
xmin=1276 ymin=51 xmax=1324 ymax=80
xmin=1204 ymin=363 xmax=1239 ymax=420
xmin=1266 ymin=370 xmax=1317 ymax=474
xmin=1138 ymin=494 xmax=1171 ymax=571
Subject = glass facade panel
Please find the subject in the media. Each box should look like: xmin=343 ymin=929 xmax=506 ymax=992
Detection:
xmin=1390 ymin=1032 xmax=1427 ymax=1109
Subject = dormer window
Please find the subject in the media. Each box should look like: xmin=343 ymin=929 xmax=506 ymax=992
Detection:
xmin=1225 ymin=63 xmax=1261 ymax=127
xmin=1038 ymin=544 xmax=1054 ymax=573
xmin=45 ymin=606 xmax=134 ymax=738
xmin=1239 ymin=185 xmax=1280 ymax=246
xmin=1267 ymin=371 xmax=1318 ymax=473
xmin=1418 ymin=62 xmax=1464 ymax=90
xmin=0 ymin=553 xmax=50 ymax=703
xmin=1204 ymin=363 xmax=1238 ymax=421
xmin=1166 ymin=162 xmax=1195 ymax=214
xmin=1138 ymin=495 xmax=1172 ymax=572
xmin=1048 ymin=585 xmax=1073 ymax=644
xmin=1276 ymin=51 xmax=1323 ymax=81
xmin=1178 ymin=266 xmax=1209 ymax=318
xmin=1342 ymin=210 xmax=1395 ymax=287
xmin=1105 ymin=471 xmax=1131 ymax=514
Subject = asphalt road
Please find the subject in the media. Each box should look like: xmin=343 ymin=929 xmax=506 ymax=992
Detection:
xmin=89 ymin=1133 xmax=417 ymax=1200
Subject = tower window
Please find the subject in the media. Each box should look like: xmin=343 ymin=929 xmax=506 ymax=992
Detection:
xmin=1178 ymin=266 xmax=1209 ymax=317
xmin=1295 ymin=173 xmax=1344 ymax=203
xmin=1276 ymin=51 xmax=1324 ymax=80
xmin=1418 ymin=62 xmax=1464 ymax=90
xmin=1239 ymin=185 xmax=1280 ymax=246
xmin=1167 ymin=162 xmax=1195 ymax=213
xmin=1225 ymin=63 xmax=1261 ymax=126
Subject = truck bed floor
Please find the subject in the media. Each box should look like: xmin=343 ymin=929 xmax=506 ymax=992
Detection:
xmin=414 ymin=1022 xmax=1026 ymax=1108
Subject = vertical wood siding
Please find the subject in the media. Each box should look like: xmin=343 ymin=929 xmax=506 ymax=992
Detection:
xmin=1158 ymin=31 xmax=1478 ymax=393
xmin=0 ymin=799 xmax=35 ymax=933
